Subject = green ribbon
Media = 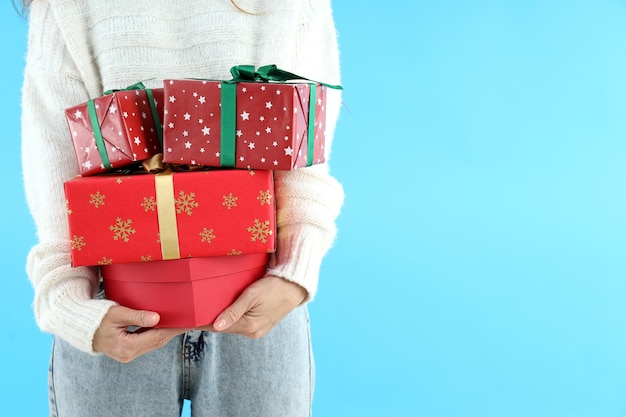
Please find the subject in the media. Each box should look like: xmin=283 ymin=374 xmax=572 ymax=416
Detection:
xmin=219 ymin=65 xmax=343 ymax=167
xmin=219 ymin=82 xmax=238 ymax=167
xmin=307 ymin=86 xmax=317 ymax=166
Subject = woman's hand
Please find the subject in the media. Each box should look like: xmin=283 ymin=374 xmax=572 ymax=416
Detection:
xmin=93 ymin=306 xmax=188 ymax=363
xmin=202 ymin=275 xmax=308 ymax=338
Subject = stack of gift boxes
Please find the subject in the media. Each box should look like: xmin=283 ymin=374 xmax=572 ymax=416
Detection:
xmin=62 ymin=65 xmax=337 ymax=327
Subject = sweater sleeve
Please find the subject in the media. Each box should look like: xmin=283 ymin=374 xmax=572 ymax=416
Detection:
xmin=265 ymin=0 xmax=345 ymax=300
xmin=21 ymin=3 xmax=117 ymax=354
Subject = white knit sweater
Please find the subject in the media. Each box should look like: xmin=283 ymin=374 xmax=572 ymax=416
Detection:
xmin=21 ymin=0 xmax=344 ymax=354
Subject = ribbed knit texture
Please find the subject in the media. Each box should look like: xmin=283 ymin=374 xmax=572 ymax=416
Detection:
xmin=21 ymin=0 xmax=344 ymax=354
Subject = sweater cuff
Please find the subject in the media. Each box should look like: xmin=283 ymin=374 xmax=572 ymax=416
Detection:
xmin=27 ymin=243 xmax=118 ymax=355
xmin=266 ymin=224 xmax=335 ymax=302
xmin=42 ymin=282 xmax=118 ymax=355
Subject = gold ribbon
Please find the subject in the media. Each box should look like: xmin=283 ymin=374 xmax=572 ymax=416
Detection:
xmin=155 ymin=168 xmax=181 ymax=260
xmin=142 ymin=153 xmax=165 ymax=173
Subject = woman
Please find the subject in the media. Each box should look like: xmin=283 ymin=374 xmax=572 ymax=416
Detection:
xmin=20 ymin=0 xmax=344 ymax=416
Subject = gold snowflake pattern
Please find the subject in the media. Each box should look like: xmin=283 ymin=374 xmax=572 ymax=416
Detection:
xmin=175 ymin=190 xmax=199 ymax=216
xmin=247 ymin=218 xmax=273 ymax=243
xmin=89 ymin=191 xmax=105 ymax=208
xmin=66 ymin=199 xmax=73 ymax=215
xmin=200 ymin=227 xmax=216 ymax=243
xmin=116 ymin=178 xmax=123 ymax=184
xmin=109 ymin=217 xmax=136 ymax=242
xmin=228 ymin=249 xmax=242 ymax=256
xmin=141 ymin=255 xmax=153 ymax=262
xmin=257 ymin=190 xmax=272 ymax=206
xmin=71 ymin=235 xmax=86 ymax=251
xmin=141 ymin=196 xmax=157 ymax=212
xmin=98 ymin=257 xmax=113 ymax=266
xmin=249 ymin=170 xmax=256 ymax=176
xmin=222 ymin=193 xmax=238 ymax=210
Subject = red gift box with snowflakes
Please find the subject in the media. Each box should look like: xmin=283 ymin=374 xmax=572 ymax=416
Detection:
xmin=64 ymin=169 xmax=275 ymax=267
xmin=100 ymin=253 xmax=270 ymax=327
xmin=65 ymin=86 xmax=164 ymax=176
xmin=161 ymin=78 xmax=328 ymax=170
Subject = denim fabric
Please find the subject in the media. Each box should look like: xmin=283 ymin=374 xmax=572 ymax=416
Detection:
xmin=48 ymin=307 xmax=314 ymax=417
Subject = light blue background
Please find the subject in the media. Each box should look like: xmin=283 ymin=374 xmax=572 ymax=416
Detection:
xmin=3 ymin=1 xmax=626 ymax=416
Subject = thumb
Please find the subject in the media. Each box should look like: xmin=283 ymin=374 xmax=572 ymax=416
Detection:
xmin=112 ymin=306 xmax=161 ymax=328
xmin=213 ymin=295 xmax=250 ymax=332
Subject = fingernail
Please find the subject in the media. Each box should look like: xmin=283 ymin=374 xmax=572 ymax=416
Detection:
xmin=214 ymin=319 xmax=226 ymax=330
xmin=148 ymin=313 xmax=159 ymax=325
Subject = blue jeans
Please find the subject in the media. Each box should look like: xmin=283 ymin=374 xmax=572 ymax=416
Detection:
xmin=48 ymin=307 xmax=314 ymax=417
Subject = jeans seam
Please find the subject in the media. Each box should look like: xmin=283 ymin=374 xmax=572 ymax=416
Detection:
xmin=48 ymin=339 xmax=59 ymax=417
xmin=182 ymin=332 xmax=191 ymax=400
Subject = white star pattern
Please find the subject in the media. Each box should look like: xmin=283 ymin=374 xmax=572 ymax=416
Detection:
xmin=74 ymin=110 xmax=83 ymax=119
xmin=110 ymin=105 xmax=117 ymax=114
xmin=160 ymin=80 xmax=327 ymax=170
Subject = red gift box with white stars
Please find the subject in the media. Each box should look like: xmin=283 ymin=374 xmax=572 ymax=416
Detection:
xmin=100 ymin=253 xmax=270 ymax=327
xmin=161 ymin=79 xmax=327 ymax=170
xmin=65 ymin=88 xmax=164 ymax=176
xmin=64 ymin=169 xmax=276 ymax=267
